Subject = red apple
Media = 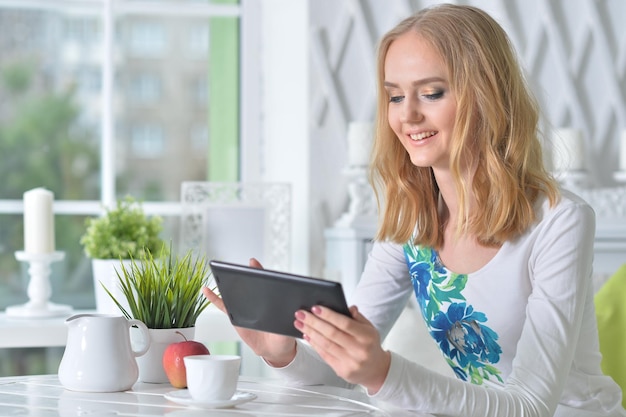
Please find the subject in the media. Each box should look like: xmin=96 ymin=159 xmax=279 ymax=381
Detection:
xmin=162 ymin=331 xmax=210 ymax=388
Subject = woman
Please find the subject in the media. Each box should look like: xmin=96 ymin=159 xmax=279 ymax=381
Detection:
xmin=204 ymin=4 xmax=625 ymax=416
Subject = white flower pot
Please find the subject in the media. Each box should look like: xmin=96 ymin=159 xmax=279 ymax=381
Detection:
xmin=92 ymin=259 xmax=134 ymax=315
xmin=131 ymin=327 xmax=195 ymax=384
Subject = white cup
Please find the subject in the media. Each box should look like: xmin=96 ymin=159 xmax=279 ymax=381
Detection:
xmin=183 ymin=354 xmax=241 ymax=402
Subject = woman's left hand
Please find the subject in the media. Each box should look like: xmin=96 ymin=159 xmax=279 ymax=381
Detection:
xmin=294 ymin=305 xmax=391 ymax=394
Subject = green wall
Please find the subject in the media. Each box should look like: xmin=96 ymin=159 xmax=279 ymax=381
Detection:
xmin=208 ymin=0 xmax=239 ymax=181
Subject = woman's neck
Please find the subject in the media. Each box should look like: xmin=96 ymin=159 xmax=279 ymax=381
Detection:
xmin=433 ymin=168 xmax=460 ymax=224
xmin=433 ymin=166 xmax=479 ymax=236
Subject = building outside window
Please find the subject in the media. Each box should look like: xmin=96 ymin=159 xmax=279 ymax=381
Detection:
xmin=130 ymin=123 xmax=164 ymax=158
xmin=0 ymin=0 xmax=250 ymax=376
xmin=128 ymin=73 xmax=161 ymax=104
xmin=127 ymin=21 xmax=166 ymax=58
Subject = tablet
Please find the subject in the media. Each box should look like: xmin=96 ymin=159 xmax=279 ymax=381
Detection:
xmin=209 ymin=260 xmax=351 ymax=338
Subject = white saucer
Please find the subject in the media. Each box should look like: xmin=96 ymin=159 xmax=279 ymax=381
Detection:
xmin=164 ymin=390 xmax=256 ymax=409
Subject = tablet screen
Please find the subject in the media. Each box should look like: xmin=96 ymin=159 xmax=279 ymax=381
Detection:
xmin=209 ymin=260 xmax=351 ymax=338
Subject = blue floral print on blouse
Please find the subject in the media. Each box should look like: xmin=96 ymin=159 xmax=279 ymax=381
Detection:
xmin=404 ymin=241 xmax=503 ymax=384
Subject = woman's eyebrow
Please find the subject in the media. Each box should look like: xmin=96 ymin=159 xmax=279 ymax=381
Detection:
xmin=383 ymin=77 xmax=446 ymax=88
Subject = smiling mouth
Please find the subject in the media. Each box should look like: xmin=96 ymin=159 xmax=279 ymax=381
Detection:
xmin=409 ymin=131 xmax=437 ymax=141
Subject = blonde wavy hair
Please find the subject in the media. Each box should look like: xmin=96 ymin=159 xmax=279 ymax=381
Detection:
xmin=370 ymin=4 xmax=559 ymax=248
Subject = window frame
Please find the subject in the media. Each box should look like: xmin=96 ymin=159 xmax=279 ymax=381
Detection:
xmin=0 ymin=0 xmax=259 ymax=219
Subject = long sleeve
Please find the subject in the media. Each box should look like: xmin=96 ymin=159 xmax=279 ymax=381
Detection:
xmin=266 ymin=339 xmax=352 ymax=387
xmin=368 ymin=193 xmax=625 ymax=417
xmin=271 ymin=192 xmax=625 ymax=416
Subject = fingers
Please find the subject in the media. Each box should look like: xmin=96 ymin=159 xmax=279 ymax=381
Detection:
xmin=294 ymin=311 xmax=343 ymax=363
xmin=295 ymin=306 xmax=356 ymax=348
xmin=295 ymin=305 xmax=378 ymax=356
xmin=295 ymin=305 xmax=389 ymax=388
xmin=349 ymin=305 xmax=371 ymax=325
xmin=249 ymin=257 xmax=264 ymax=269
xmin=206 ymin=258 xmax=261 ymax=313
xmin=202 ymin=287 xmax=226 ymax=313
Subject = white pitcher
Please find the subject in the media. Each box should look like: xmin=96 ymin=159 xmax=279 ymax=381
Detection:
xmin=58 ymin=314 xmax=150 ymax=392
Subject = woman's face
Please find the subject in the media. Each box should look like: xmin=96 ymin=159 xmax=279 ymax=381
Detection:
xmin=384 ymin=31 xmax=457 ymax=171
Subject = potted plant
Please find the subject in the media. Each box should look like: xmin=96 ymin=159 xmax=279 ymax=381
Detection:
xmin=80 ymin=196 xmax=165 ymax=313
xmin=103 ymin=245 xmax=212 ymax=383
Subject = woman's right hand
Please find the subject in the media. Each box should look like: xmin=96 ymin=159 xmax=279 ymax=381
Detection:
xmin=202 ymin=258 xmax=297 ymax=368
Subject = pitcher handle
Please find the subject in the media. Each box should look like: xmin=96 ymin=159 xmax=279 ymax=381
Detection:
xmin=128 ymin=319 xmax=151 ymax=357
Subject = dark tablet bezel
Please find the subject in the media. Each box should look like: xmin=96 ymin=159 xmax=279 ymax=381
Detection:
xmin=209 ymin=260 xmax=351 ymax=338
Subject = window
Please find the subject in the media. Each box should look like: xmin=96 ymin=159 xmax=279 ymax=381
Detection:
xmin=127 ymin=21 xmax=166 ymax=57
xmin=0 ymin=0 xmax=254 ymax=376
xmin=64 ymin=17 xmax=100 ymax=45
xmin=191 ymin=76 xmax=207 ymax=106
xmin=128 ymin=73 xmax=161 ymax=104
xmin=190 ymin=123 xmax=209 ymax=152
xmin=130 ymin=123 xmax=164 ymax=157
xmin=188 ymin=23 xmax=210 ymax=59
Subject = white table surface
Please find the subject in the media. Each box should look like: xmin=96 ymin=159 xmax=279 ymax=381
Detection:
xmin=0 ymin=374 xmax=433 ymax=416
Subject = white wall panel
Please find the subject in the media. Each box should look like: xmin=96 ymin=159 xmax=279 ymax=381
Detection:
xmin=259 ymin=0 xmax=626 ymax=275
xmin=305 ymin=0 xmax=626 ymax=275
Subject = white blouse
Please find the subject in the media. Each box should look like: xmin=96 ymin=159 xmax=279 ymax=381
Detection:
xmin=272 ymin=190 xmax=625 ymax=417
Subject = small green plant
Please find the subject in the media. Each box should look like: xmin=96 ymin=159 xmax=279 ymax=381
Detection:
xmin=103 ymin=245 xmax=211 ymax=329
xmin=80 ymin=196 xmax=164 ymax=259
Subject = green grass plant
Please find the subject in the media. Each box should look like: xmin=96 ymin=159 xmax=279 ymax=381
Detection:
xmin=103 ymin=245 xmax=211 ymax=329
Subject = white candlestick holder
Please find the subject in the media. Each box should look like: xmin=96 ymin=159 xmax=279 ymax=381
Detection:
xmin=613 ymin=170 xmax=626 ymax=184
xmin=5 ymin=251 xmax=73 ymax=318
xmin=334 ymin=166 xmax=378 ymax=227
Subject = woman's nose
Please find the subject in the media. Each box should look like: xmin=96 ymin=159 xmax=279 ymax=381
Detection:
xmin=400 ymin=98 xmax=423 ymax=123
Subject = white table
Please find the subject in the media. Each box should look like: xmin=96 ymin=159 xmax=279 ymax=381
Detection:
xmin=0 ymin=374 xmax=433 ymax=416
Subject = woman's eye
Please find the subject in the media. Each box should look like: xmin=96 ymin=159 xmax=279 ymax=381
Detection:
xmin=389 ymin=95 xmax=404 ymax=103
xmin=422 ymin=91 xmax=444 ymax=100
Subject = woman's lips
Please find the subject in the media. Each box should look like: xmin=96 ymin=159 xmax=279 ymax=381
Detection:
xmin=408 ymin=131 xmax=437 ymax=141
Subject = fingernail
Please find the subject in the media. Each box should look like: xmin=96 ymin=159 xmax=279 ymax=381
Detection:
xmin=295 ymin=311 xmax=305 ymax=320
xmin=311 ymin=306 xmax=322 ymax=315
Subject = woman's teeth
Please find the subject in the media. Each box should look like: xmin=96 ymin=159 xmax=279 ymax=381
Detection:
xmin=409 ymin=131 xmax=436 ymax=141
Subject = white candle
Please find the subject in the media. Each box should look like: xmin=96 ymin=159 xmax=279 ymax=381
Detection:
xmin=23 ymin=188 xmax=55 ymax=254
xmin=620 ymin=130 xmax=626 ymax=171
xmin=552 ymin=128 xmax=584 ymax=172
xmin=347 ymin=122 xmax=374 ymax=167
